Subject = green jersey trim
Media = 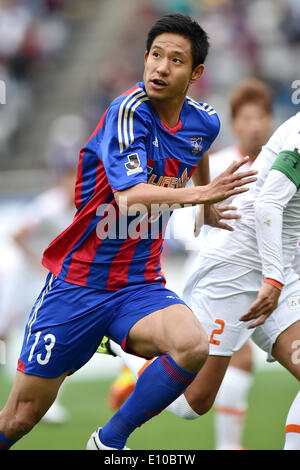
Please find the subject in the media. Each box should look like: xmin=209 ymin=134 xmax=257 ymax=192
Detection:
xmin=271 ymin=149 xmax=300 ymax=189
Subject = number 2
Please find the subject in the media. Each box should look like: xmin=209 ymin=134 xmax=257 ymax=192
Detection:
xmin=209 ymin=319 xmax=225 ymax=346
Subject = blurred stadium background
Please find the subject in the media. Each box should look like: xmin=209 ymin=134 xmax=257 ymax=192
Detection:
xmin=0 ymin=0 xmax=299 ymax=450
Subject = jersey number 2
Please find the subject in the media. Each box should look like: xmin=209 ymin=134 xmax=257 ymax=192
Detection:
xmin=209 ymin=319 xmax=225 ymax=346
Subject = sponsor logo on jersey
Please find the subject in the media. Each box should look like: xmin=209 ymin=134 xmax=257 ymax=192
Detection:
xmin=190 ymin=136 xmax=203 ymax=155
xmin=148 ymin=167 xmax=188 ymax=188
xmin=125 ymin=153 xmax=143 ymax=175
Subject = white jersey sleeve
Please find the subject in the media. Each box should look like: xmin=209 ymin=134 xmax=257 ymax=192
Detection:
xmin=292 ymin=241 xmax=300 ymax=275
xmin=254 ymin=170 xmax=298 ymax=284
xmin=253 ymin=115 xmax=300 ymax=283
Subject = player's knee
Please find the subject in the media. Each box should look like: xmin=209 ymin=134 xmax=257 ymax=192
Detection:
xmin=175 ymin=335 xmax=209 ymax=371
xmin=190 ymin=340 xmax=209 ymax=368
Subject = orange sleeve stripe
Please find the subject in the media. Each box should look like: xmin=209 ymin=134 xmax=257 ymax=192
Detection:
xmin=214 ymin=406 xmax=246 ymax=417
xmin=285 ymin=424 xmax=300 ymax=434
xmin=264 ymin=278 xmax=284 ymax=291
xmin=137 ymin=358 xmax=156 ymax=377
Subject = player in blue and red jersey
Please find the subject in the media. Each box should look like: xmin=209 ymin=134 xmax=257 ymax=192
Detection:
xmin=0 ymin=14 xmax=257 ymax=450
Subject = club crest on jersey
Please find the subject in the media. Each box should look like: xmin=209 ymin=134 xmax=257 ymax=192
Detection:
xmin=190 ymin=137 xmax=203 ymax=155
xmin=125 ymin=153 xmax=143 ymax=175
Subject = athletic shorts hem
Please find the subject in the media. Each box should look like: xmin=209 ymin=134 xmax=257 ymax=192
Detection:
xmin=16 ymin=363 xmax=72 ymax=379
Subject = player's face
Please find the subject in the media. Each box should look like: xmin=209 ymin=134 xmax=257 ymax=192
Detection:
xmin=232 ymin=103 xmax=272 ymax=158
xmin=143 ymin=33 xmax=204 ymax=103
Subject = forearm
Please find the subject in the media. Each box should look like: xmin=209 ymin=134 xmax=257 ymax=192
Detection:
xmin=114 ymin=157 xmax=257 ymax=214
xmin=254 ymin=200 xmax=285 ymax=284
xmin=115 ymin=182 xmax=207 ymax=214
xmin=254 ymin=169 xmax=297 ymax=285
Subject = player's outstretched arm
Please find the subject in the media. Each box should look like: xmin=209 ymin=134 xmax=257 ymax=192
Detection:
xmin=114 ymin=157 xmax=257 ymax=214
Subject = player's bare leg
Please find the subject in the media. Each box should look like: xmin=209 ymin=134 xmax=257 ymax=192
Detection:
xmin=230 ymin=341 xmax=253 ymax=372
xmin=0 ymin=370 xmax=69 ymax=445
xmin=183 ymin=355 xmax=231 ymax=415
xmin=214 ymin=342 xmax=254 ymax=449
xmin=270 ymin=320 xmax=300 ymax=450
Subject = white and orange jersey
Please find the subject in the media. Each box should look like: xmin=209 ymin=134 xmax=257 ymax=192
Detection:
xmin=201 ymin=113 xmax=300 ymax=285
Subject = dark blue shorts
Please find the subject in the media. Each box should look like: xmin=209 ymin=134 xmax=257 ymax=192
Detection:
xmin=17 ymin=273 xmax=186 ymax=378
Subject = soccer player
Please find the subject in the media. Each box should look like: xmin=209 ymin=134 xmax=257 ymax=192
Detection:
xmin=0 ymin=14 xmax=257 ymax=451
xmin=197 ymin=77 xmax=273 ymax=450
xmin=181 ymin=111 xmax=300 ymax=450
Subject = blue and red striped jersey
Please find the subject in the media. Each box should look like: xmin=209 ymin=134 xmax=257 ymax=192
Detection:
xmin=42 ymin=82 xmax=220 ymax=290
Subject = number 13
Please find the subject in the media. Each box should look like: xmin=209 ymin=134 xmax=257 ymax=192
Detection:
xmin=28 ymin=331 xmax=56 ymax=365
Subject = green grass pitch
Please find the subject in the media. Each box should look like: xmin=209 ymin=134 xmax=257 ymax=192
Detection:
xmin=0 ymin=366 xmax=298 ymax=450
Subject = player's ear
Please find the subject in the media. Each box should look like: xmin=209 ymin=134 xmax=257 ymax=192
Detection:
xmin=144 ymin=51 xmax=149 ymax=64
xmin=190 ymin=64 xmax=205 ymax=84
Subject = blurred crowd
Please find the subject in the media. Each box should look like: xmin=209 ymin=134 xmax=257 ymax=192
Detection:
xmin=0 ymin=0 xmax=299 ymax=168
xmin=86 ymin=0 xmax=300 ymax=147
xmin=0 ymin=0 xmax=96 ymax=162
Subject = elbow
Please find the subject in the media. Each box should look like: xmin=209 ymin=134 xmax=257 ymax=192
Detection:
xmin=114 ymin=183 xmax=149 ymax=215
xmin=254 ymin=200 xmax=272 ymax=226
xmin=254 ymin=198 xmax=283 ymax=228
xmin=114 ymin=190 xmax=129 ymax=215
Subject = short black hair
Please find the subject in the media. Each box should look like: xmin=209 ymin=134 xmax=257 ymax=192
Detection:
xmin=146 ymin=13 xmax=210 ymax=69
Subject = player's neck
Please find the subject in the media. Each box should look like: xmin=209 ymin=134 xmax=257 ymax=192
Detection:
xmin=150 ymin=96 xmax=185 ymax=128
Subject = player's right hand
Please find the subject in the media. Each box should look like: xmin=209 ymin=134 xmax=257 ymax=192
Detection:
xmin=201 ymin=157 xmax=258 ymax=204
xmin=239 ymin=281 xmax=281 ymax=329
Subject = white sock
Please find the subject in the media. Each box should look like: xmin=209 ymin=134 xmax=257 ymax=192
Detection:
xmin=166 ymin=394 xmax=199 ymax=420
xmin=284 ymin=391 xmax=300 ymax=450
xmin=109 ymin=340 xmax=149 ymax=377
xmin=214 ymin=366 xmax=253 ymax=450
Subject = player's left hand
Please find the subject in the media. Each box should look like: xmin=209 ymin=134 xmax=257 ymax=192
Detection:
xmin=239 ymin=282 xmax=281 ymax=329
xmin=198 ymin=204 xmax=241 ymax=235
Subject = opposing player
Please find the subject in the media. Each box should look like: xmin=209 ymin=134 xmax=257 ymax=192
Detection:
xmin=0 ymin=14 xmax=257 ymax=451
xmin=193 ymin=77 xmax=273 ymax=450
xmin=182 ymin=111 xmax=300 ymax=450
